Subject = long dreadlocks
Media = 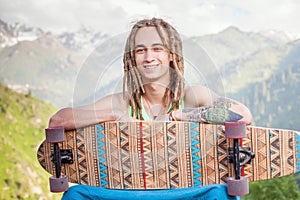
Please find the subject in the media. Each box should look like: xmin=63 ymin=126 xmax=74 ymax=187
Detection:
xmin=123 ymin=18 xmax=185 ymax=120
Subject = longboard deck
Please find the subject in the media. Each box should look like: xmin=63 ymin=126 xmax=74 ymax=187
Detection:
xmin=37 ymin=122 xmax=300 ymax=189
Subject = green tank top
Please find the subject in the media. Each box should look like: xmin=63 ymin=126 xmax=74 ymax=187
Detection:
xmin=129 ymin=96 xmax=184 ymax=120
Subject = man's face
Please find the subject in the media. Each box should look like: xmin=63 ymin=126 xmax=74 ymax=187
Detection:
xmin=134 ymin=27 xmax=172 ymax=84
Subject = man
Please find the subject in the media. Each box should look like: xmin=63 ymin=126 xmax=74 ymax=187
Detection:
xmin=50 ymin=18 xmax=252 ymax=200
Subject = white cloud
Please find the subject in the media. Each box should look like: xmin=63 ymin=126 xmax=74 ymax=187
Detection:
xmin=0 ymin=0 xmax=299 ymax=38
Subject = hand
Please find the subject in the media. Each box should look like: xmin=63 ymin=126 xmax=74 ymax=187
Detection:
xmin=180 ymin=104 xmax=243 ymax=124
xmin=114 ymin=110 xmax=138 ymax=122
xmin=154 ymin=114 xmax=172 ymax=121
xmin=119 ymin=115 xmax=139 ymax=122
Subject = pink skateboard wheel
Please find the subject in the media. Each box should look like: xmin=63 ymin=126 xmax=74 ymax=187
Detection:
xmin=49 ymin=175 xmax=69 ymax=192
xmin=225 ymin=121 xmax=246 ymax=139
xmin=45 ymin=127 xmax=65 ymax=143
xmin=227 ymin=176 xmax=249 ymax=196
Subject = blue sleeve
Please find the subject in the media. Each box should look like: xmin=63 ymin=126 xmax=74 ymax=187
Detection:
xmin=61 ymin=184 xmax=240 ymax=200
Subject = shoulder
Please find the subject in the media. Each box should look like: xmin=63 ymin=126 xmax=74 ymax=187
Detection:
xmin=185 ymin=85 xmax=210 ymax=94
xmin=184 ymin=86 xmax=218 ymax=107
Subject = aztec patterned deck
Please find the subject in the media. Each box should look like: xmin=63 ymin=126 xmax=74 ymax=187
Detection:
xmin=37 ymin=122 xmax=300 ymax=189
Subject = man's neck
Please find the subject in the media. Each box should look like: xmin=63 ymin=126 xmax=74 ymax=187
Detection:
xmin=143 ymin=83 xmax=168 ymax=105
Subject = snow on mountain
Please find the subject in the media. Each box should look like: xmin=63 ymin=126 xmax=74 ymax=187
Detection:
xmin=0 ymin=19 xmax=44 ymax=48
xmin=0 ymin=19 xmax=109 ymax=55
xmin=57 ymin=26 xmax=109 ymax=55
xmin=259 ymin=29 xmax=295 ymax=44
xmin=1 ymin=18 xmax=296 ymax=56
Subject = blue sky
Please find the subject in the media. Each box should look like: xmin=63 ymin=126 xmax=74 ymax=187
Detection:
xmin=0 ymin=0 xmax=299 ymax=38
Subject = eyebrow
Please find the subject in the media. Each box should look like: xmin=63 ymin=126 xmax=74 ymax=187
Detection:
xmin=134 ymin=43 xmax=165 ymax=49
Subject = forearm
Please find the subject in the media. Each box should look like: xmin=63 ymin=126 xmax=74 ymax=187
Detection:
xmin=49 ymin=108 xmax=123 ymax=130
xmin=172 ymin=98 xmax=252 ymax=125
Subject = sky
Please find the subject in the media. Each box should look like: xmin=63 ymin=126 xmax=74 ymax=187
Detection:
xmin=0 ymin=0 xmax=300 ymax=38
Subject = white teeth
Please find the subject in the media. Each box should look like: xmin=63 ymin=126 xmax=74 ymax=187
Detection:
xmin=144 ymin=65 xmax=158 ymax=69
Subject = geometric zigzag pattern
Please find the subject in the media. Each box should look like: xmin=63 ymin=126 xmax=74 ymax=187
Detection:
xmin=190 ymin=122 xmax=202 ymax=186
xmin=37 ymin=122 xmax=300 ymax=189
xmin=244 ymin=127 xmax=300 ymax=181
xmin=97 ymin=124 xmax=108 ymax=187
xmin=296 ymin=132 xmax=300 ymax=172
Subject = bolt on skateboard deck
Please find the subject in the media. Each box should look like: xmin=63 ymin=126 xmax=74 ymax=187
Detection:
xmin=37 ymin=121 xmax=300 ymax=194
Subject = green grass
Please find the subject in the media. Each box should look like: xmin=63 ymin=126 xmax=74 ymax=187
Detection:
xmin=243 ymin=174 xmax=300 ymax=200
xmin=0 ymin=83 xmax=62 ymax=200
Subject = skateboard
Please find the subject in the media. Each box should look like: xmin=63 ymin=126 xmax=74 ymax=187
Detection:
xmin=37 ymin=121 xmax=300 ymax=196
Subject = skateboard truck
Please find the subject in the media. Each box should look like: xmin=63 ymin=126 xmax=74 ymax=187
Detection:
xmin=225 ymin=121 xmax=254 ymax=196
xmin=45 ymin=127 xmax=70 ymax=193
xmin=228 ymin=146 xmax=255 ymax=177
xmin=51 ymin=145 xmax=73 ymax=178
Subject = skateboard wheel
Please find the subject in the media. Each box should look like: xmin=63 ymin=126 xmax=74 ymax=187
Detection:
xmin=225 ymin=121 xmax=246 ymax=139
xmin=45 ymin=127 xmax=65 ymax=143
xmin=49 ymin=175 xmax=69 ymax=192
xmin=227 ymin=176 xmax=249 ymax=196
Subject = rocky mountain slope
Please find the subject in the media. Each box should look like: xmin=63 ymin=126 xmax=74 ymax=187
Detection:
xmin=0 ymin=19 xmax=44 ymax=48
xmin=0 ymin=33 xmax=83 ymax=107
xmin=226 ymin=40 xmax=300 ymax=130
xmin=192 ymin=28 xmax=300 ymax=129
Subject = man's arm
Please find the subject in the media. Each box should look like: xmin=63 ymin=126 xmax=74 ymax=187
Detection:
xmin=49 ymin=108 xmax=124 ymax=130
xmin=173 ymin=98 xmax=252 ymax=124
xmin=49 ymin=93 xmax=128 ymax=130
xmin=173 ymin=86 xmax=252 ymax=125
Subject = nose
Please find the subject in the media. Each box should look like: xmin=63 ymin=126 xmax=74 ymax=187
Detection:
xmin=145 ymin=50 xmax=155 ymax=63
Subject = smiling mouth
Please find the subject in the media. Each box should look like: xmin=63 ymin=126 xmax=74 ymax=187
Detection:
xmin=144 ymin=64 xmax=159 ymax=69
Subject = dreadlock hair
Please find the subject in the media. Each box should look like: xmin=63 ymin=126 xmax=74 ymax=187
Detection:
xmin=123 ymin=18 xmax=185 ymax=120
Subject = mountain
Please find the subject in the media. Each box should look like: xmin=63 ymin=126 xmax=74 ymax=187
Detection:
xmin=191 ymin=26 xmax=291 ymax=68
xmin=0 ymin=32 xmax=83 ymax=107
xmin=226 ymin=40 xmax=300 ymax=130
xmin=0 ymin=19 xmax=108 ymax=54
xmin=58 ymin=26 xmax=109 ymax=55
xmin=0 ymin=18 xmax=299 ymax=131
xmin=0 ymin=19 xmax=44 ymax=48
xmin=0 ymin=19 xmax=122 ymax=107
xmin=260 ymin=29 xmax=295 ymax=44
xmin=0 ymin=83 xmax=61 ymax=200
xmin=220 ymin=41 xmax=290 ymax=93
xmin=190 ymin=27 xmax=300 ymax=130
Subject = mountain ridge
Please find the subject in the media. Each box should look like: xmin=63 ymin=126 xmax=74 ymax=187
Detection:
xmin=0 ymin=18 xmax=299 ymax=131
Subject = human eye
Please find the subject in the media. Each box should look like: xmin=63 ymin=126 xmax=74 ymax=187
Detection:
xmin=135 ymin=47 xmax=146 ymax=54
xmin=152 ymin=45 xmax=165 ymax=52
